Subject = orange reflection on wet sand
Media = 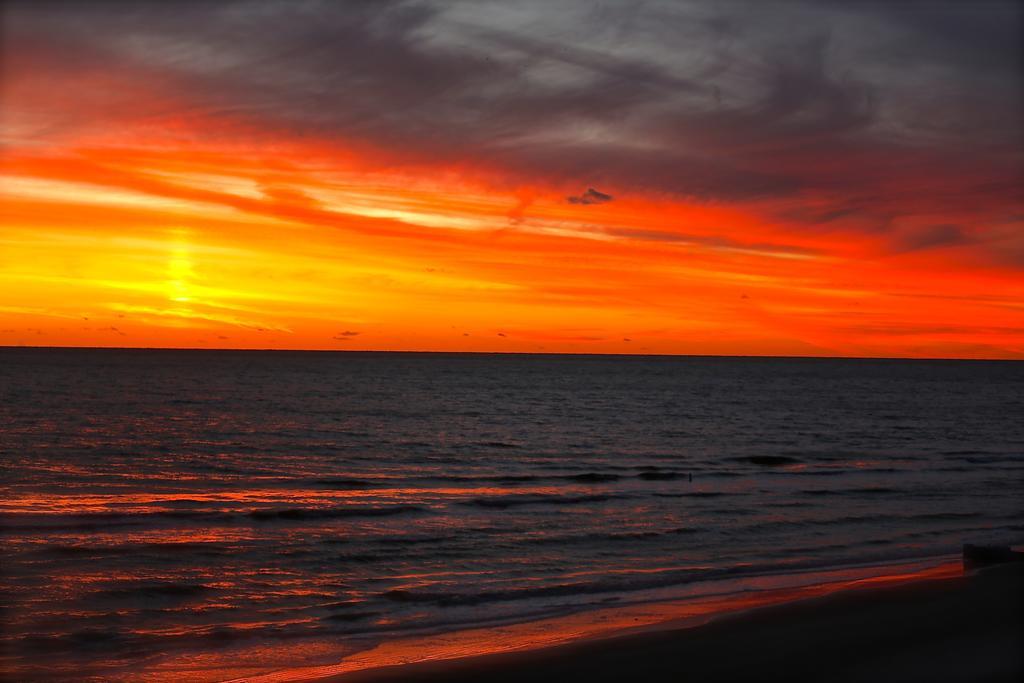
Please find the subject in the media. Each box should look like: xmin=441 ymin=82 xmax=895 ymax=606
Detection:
xmin=198 ymin=560 xmax=962 ymax=683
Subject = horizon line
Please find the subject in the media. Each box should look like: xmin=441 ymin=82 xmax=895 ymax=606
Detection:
xmin=1 ymin=344 xmax=1019 ymax=363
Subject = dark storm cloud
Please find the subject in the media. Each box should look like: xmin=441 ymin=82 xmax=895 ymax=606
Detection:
xmin=894 ymin=224 xmax=975 ymax=253
xmin=812 ymin=0 xmax=1023 ymax=73
xmin=3 ymin=0 xmax=1021 ymax=243
xmin=567 ymin=188 xmax=613 ymax=205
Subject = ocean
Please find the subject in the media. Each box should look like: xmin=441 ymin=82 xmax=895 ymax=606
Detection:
xmin=1 ymin=348 xmax=1022 ymax=681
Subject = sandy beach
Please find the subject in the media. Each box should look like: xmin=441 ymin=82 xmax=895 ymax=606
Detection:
xmin=320 ymin=563 xmax=1022 ymax=683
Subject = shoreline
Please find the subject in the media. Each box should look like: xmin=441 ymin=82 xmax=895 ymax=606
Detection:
xmin=217 ymin=556 xmax=1019 ymax=683
xmin=320 ymin=562 xmax=1023 ymax=683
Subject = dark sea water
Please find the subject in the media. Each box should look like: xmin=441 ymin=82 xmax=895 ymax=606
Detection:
xmin=1 ymin=349 xmax=1022 ymax=681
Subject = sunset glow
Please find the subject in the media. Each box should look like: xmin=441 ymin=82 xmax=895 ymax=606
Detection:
xmin=2 ymin=2 xmax=1022 ymax=358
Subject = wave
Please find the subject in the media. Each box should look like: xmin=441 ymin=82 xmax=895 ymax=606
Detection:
xmin=323 ymin=610 xmax=380 ymax=622
xmin=368 ymin=534 xmax=453 ymax=546
xmin=0 ymin=516 xmax=159 ymax=533
xmin=637 ymin=471 xmax=688 ymax=480
xmin=458 ymin=493 xmax=627 ymax=509
xmin=311 ymin=478 xmax=382 ymax=489
xmin=96 ymin=582 xmax=213 ymax=601
xmin=377 ymin=551 xmax=927 ymax=609
xmin=743 ymin=510 xmax=984 ymax=533
xmin=567 ymin=472 xmax=622 ymax=483
xmin=248 ymin=504 xmax=428 ymax=521
xmin=421 ymin=474 xmax=540 ymax=484
xmin=330 ymin=551 xmax=391 ymax=563
xmin=734 ymin=455 xmax=803 ymax=466
xmin=776 ymin=469 xmax=872 ymax=476
xmin=0 ymin=504 xmax=429 ymax=531
xmin=518 ymin=526 xmax=699 ymax=547
xmin=38 ymin=541 xmax=231 ymax=557
xmin=799 ymin=487 xmax=904 ymax=496
xmin=652 ymin=491 xmax=732 ymax=498
xmin=417 ymin=471 xmax=624 ymax=485
xmin=405 ymin=469 xmax=708 ymax=487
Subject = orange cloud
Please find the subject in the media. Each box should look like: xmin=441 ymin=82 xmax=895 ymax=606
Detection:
xmin=1 ymin=2 xmax=1021 ymax=358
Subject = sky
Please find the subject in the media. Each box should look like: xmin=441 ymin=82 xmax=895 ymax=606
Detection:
xmin=1 ymin=0 xmax=1022 ymax=358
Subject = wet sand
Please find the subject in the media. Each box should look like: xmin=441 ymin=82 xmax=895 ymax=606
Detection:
xmin=322 ymin=563 xmax=1022 ymax=683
